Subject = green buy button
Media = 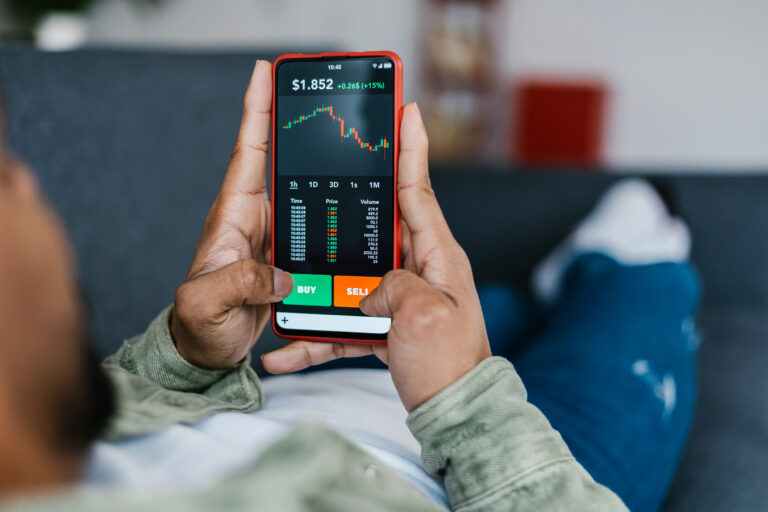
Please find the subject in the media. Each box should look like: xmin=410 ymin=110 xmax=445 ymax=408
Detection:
xmin=282 ymin=274 xmax=332 ymax=306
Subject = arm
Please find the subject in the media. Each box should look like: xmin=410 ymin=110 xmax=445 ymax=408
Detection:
xmin=408 ymin=357 xmax=627 ymax=511
xmin=101 ymin=61 xmax=292 ymax=440
xmin=262 ymin=104 xmax=626 ymax=511
xmin=100 ymin=307 xmax=262 ymax=441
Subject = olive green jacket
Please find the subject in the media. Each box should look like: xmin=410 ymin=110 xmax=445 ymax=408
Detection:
xmin=4 ymin=309 xmax=627 ymax=511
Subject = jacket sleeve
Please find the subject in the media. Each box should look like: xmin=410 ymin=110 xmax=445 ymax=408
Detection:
xmin=100 ymin=306 xmax=263 ymax=441
xmin=407 ymin=357 xmax=628 ymax=512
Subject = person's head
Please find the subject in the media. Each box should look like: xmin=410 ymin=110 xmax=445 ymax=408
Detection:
xmin=0 ymin=94 xmax=114 ymax=497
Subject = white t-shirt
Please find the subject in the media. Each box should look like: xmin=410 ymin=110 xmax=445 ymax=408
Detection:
xmin=83 ymin=369 xmax=450 ymax=509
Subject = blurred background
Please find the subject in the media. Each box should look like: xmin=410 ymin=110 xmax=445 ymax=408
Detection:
xmin=1 ymin=4 xmax=767 ymax=510
xmin=2 ymin=0 xmax=767 ymax=171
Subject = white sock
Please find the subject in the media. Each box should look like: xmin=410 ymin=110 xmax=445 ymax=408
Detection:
xmin=532 ymin=179 xmax=691 ymax=304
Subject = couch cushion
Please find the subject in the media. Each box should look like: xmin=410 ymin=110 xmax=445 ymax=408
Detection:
xmin=1 ymin=46 xmax=767 ymax=511
xmin=0 ymin=46 xmax=279 ymax=353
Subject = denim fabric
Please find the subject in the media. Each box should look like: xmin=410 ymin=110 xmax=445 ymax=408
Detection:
xmin=479 ymin=253 xmax=700 ymax=512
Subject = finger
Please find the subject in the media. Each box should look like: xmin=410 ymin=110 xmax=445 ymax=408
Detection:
xmin=262 ymin=341 xmax=377 ymax=374
xmin=359 ymin=269 xmax=436 ymax=319
xmin=223 ymin=60 xmax=273 ymax=197
xmin=175 ymin=259 xmax=293 ymax=320
xmin=397 ymin=104 xmax=463 ymax=284
xmin=397 ymin=103 xmax=454 ymax=253
xmin=400 ymin=220 xmax=415 ymax=271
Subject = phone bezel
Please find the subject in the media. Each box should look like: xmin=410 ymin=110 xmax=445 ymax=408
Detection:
xmin=270 ymin=51 xmax=402 ymax=344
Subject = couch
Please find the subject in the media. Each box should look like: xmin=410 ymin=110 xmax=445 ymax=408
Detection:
xmin=1 ymin=45 xmax=766 ymax=511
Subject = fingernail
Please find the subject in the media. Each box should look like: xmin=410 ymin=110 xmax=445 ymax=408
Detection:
xmin=274 ymin=269 xmax=294 ymax=298
xmin=412 ymin=102 xmax=421 ymax=115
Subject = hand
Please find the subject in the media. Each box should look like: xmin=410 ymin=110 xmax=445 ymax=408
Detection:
xmin=170 ymin=61 xmax=294 ymax=369
xmin=262 ymin=103 xmax=492 ymax=411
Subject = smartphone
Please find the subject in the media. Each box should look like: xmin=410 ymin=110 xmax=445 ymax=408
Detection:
xmin=271 ymin=51 xmax=402 ymax=343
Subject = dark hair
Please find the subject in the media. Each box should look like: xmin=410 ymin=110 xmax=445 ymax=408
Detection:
xmin=55 ymin=343 xmax=116 ymax=453
xmin=52 ymin=286 xmax=116 ymax=454
xmin=0 ymin=85 xmax=5 ymax=143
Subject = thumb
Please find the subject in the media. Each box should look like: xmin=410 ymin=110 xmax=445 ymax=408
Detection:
xmin=175 ymin=259 xmax=294 ymax=321
xmin=396 ymin=104 xmax=461 ymax=287
xmin=359 ymin=269 xmax=434 ymax=319
xmin=397 ymin=103 xmax=455 ymax=256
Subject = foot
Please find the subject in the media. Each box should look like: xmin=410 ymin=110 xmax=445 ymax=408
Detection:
xmin=532 ymin=179 xmax=691 ymax=304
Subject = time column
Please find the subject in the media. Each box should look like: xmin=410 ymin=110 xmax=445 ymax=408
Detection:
xmin=288 ymin=180 xmax=306 ymax=263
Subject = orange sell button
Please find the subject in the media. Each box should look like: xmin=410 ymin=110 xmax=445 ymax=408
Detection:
xmin=333 ymin=275 xmax=383 ymax=308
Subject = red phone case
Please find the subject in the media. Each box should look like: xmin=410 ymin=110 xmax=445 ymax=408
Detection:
xmin=270 ymin=51 xmax=403 ymax=344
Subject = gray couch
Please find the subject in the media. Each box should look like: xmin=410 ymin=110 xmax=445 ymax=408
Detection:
xmin=1 ymin=46 xmax=766 ymax=511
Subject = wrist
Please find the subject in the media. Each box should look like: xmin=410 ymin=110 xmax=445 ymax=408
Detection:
xmin=106 ymin=306 xmax=233 ymax=392
xmin=402 ymin=346 xmax=493 ymax=412
xmin=407 ymin=356 xmax=506 ymax=424
xmin=169 ymin=306 xmax=228 ymax=370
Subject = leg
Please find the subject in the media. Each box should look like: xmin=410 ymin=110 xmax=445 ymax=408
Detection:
xmin=514 ymin=253 xmax=700 ymax=511
xmin=478 ymin=283 xmax=544 ymax=358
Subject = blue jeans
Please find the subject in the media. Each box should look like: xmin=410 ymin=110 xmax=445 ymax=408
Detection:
xmin=481 ymin=253 xmax=700 ymax=512
xmin=310 ymin=253 xmax=700 ymax=511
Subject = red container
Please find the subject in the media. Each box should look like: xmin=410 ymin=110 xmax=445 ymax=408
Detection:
xmin=513 ymin=80 xmax=606 ymax=168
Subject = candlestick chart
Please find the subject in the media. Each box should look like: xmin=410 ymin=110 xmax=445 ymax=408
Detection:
xmin=277 ymin=95 xmax=392 ymax=176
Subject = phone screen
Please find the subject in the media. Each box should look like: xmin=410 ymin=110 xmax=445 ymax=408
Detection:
xmin=273 ymin=55 xmax=397 ymax=340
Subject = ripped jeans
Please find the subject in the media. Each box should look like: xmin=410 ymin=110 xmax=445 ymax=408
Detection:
xmin=480 ymin=252 xmax=700 ymax=512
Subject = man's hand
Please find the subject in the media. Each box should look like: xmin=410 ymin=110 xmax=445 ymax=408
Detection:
xmin=171 ymin=61 xmax=294 ymax=369
xmin=262 ymin=103 xmax=492 ymax=412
